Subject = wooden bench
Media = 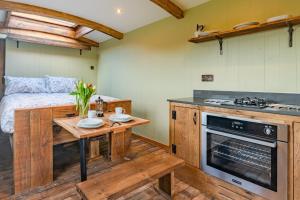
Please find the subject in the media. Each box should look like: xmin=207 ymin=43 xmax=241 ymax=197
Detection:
xmin=76 ymin=151 xmax=185 ymax=200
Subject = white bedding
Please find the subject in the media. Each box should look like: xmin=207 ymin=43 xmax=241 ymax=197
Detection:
xmin=0 ymin=93 xmax=118 ymax=134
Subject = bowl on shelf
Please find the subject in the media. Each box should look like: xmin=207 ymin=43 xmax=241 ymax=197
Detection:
xmin=266 ymin=15 xmax=292 ymax=23
xmin=233 ymin=21 xmax=260 ymax=30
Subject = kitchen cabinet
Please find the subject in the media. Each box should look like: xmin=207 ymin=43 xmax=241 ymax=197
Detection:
xmin=169 ymin=102 xmax=300 ymax=200
xmin=169 ymin=103 xmax=200 ymax=168
xmin=293 ymin=122 xmax=300 ymax=200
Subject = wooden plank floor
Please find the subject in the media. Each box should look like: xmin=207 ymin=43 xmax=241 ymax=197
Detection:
xmin=0 ymin=134 xmax=210 ymax=200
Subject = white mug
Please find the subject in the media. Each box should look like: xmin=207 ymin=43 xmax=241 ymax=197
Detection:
xmin=115 ymin=107 xmax=125 ymax=115
xmin=88 ymin=110 xmax=97 ymax=118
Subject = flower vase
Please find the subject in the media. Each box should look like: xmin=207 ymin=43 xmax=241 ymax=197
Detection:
xmin=78 ymin=99 xmax=90 ymax=119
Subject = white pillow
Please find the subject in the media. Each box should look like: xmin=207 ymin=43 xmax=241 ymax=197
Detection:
xmin=4 ymin=76 xmax=48 ymax=95
xmin=45 ymin=76 xmax=77 ymax=93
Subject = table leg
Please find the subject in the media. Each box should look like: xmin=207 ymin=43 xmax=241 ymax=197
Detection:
xmin=79 ymin=138 xmax=87 ymax=182
xmin=158 ymin=171 xmax=174 ymax=199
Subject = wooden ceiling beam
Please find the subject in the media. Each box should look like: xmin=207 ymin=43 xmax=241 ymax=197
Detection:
xmin=4 ymin=11 xmax=11 ymax=26
xmin=150 ymin=0 xmax=184 ymax=19
xmin=0 ymin=28 xmax=91 ymax=50
xmin=78 ymin=37 xmax=99 ymax=47
xmin=75 ymin=26 xmax=93 ymax=38
xmin=8 ymin=15 xmax=76 ymax=38
xmin=0 ymin=0 xmax=124 ymax=39
xmin=11 ymin=11 xmax=77 ymax=27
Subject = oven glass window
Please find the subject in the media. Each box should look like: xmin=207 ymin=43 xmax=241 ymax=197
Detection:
xmin=207 ymin=132 xmax=277 ymax=191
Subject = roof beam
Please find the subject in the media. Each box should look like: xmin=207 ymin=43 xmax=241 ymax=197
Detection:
xmin=0 ymin=0 xmax=124 ymax=39
xmin=4 ymin=11 xmax=11 ymax=26
xmin=8 ymin=15 xmax=76 ymax=38
xmin=75 ymin=26 xmax=93 ymax=38
xmin=11 ymin=11 xmax=77 ymax=27
xmin=0 ymin=28 xmax=91 ymax=50
xmin=150 ymin=0 xmax=184 ymax=19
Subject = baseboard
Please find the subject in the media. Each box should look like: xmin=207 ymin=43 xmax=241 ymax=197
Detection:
xmin=132 ymin=133 xmax=169 ymax=152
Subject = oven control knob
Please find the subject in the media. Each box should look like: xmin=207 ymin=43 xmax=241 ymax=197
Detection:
xmin=264 ymin=127 xmax=272 ymax=135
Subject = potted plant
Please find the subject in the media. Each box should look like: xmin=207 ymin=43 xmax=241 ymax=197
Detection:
xmin=70 ymin=81 xmax=96 ymax=118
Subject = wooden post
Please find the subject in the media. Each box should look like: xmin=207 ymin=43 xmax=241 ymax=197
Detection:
xmin=158 ymin=172 xmax=174 ymax=199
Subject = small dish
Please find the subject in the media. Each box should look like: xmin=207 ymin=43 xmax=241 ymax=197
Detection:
xmin=267 ymin=15 xmax=291 ymax=23
xmin=77 ymin=118 xmax=104 ymax=128
xmin=233 ymin=21 xmax=259 ymax=30
xmin=109 ymin=114 xmax=133 ymax=123
xmin=198 ymin=30 xmax=219 ymax=36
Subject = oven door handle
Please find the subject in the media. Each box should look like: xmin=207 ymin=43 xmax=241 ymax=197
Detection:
xmin=206 ymin=128 xmax=277 ymax=148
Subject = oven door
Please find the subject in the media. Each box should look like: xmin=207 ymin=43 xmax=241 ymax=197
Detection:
xmin=201 ymin=127 xmax=287 ymax=200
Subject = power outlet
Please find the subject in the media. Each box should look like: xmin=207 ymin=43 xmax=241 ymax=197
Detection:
xmin=202 ymin=74 xmax=214 ymax=82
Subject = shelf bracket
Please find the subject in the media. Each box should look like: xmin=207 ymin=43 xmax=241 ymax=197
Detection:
xmin=218 ymin=38 xmax=223 ymax=55
xmin=288 ymin=24 xmax=294 ymax=47
xmin=80 ymin=49 xmax=82 ymax=55
xmin=16 ymin=41 xmax=19 ymax=48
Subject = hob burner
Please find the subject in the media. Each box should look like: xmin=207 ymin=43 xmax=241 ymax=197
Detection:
xmin=234 ymin=97 xmax=267 ymax=108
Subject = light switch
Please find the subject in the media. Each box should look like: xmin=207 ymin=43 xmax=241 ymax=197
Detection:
xmin=202 ymin=74 xmax=214 ymax=82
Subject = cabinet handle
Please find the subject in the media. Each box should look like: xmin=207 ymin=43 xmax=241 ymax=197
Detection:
xmin=193 ymin=112 xmax=197 ymax=125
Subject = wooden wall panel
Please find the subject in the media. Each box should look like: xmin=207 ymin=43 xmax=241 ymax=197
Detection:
xmin=30 ymin=109 xmax=53 ymax=188
xmin=14 ymin=110 xmax=31 ymax=193
xmin=14 ymin=108 xmax=53 ymax=194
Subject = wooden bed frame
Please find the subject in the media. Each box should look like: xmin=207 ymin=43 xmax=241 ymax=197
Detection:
xmin=12 ymin=99 xmax=131 ymax=194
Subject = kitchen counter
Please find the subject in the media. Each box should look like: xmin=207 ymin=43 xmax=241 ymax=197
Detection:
xmin=168 ymin=97 xmax=300 ymax=117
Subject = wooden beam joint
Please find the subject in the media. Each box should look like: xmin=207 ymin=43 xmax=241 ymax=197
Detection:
xmin=75 ymin=26 xmax=93 ymax=38
xmin=150 ymin=0 xmax=184 ymax=19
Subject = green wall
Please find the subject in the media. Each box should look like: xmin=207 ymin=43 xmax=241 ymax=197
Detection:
xmin=96 ymin=0 xmax=300 ymax=144
xmin=6 ymin=39 xmax=98 ymax=84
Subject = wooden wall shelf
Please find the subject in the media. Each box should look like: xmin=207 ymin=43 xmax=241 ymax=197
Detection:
xmin=189 ymin=16 xmax=300 ymax=53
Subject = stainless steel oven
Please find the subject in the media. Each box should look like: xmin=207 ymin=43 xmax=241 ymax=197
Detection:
xmin=201 ymin=112 xmax=288 ymax=200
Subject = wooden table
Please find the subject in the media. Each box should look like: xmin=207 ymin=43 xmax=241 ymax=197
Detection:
xmin=54 ymin=113 xmax=150 ymax=181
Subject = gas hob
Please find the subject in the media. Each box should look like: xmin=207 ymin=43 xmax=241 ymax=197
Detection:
xmin=204 ymin=98 xmax=300 ymax=112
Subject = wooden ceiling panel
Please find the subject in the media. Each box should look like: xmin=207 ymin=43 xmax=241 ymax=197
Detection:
xmin=75 ymin=26 xmax=93 ymax=38
xmin=0 ymin=1 xmax=123 ymax=39
xmin=8 ymin=15 xmax=76 ymax=38
xmin=150 ymin=0 xmax=184 ymax=19
xmin=0 ymin=28 xmax=91 ymax=50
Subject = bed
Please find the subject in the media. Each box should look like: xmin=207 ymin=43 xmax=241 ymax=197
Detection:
xmin=9 ymin=95 xmax=132 ymax=194
xmin=0 ymin=76 xmax=132 ymax=194
xmin=0 ymin=93 xmax=118 ymax=134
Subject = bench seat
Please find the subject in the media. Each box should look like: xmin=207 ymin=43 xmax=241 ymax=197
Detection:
xmin=76 ymin=150 xmax=184 ymax=200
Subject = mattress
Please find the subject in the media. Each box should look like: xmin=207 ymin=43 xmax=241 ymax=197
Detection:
xmin=0 ymin=93 xmax=118 ymax=134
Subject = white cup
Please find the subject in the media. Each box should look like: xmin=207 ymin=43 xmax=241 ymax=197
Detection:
xmin=115 ymin=107 xmax=124 ymax=115
xmin=88 ymin=110 xmax=97 ymax=118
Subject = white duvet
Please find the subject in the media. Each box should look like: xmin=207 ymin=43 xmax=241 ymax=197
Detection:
xmin=0 ymin=93 xmax=118 ymax=134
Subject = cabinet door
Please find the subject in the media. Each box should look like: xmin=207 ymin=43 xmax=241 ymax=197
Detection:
xmin=294 ymin=122 xmax=300 ymax=200
xmin=173 ymin=106 xmax=200 ymax=168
